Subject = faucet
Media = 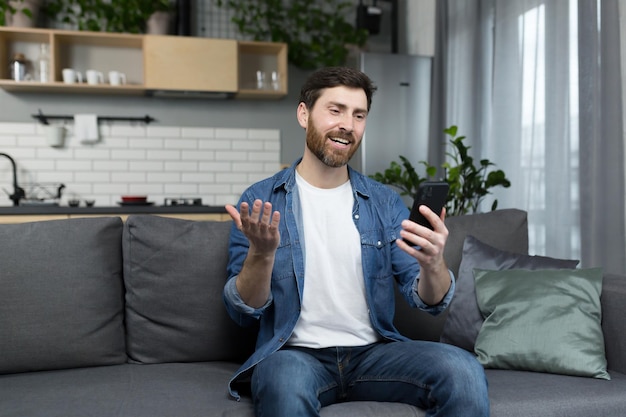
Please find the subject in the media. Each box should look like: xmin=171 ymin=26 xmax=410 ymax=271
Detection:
xmin=0 ymin=152 xmax=26 ymax=206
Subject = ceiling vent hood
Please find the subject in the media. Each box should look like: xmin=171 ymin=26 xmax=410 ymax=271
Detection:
xmin=147 ymin=90 xmax=235 ymax=99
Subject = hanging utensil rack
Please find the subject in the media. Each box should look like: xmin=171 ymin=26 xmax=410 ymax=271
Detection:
xmin=32 ymin=109 xmax=155 ymax=125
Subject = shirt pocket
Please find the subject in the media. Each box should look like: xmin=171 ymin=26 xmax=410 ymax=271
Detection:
xmin=272 ymin=232 xmax=295 ymax=281
xmin=360 ymin=227 xmax=398 ymax=280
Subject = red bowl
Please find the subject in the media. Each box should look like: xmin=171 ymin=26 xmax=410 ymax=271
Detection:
xmin=121 ymin=195 xmax=147 ymax=203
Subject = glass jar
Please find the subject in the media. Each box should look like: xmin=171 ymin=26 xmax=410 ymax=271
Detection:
xmin=38 ymin=44 xmax=50 ymax=83
xmin=10 ymin=53 xmax=27 ymax=81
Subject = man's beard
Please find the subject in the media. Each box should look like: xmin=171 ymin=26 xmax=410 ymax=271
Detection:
xmin=305 ymin=120 xmax=360 ymax=168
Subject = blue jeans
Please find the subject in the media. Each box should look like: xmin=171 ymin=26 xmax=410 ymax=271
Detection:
xmin=251 ymin=341 xmax=489 ymax=417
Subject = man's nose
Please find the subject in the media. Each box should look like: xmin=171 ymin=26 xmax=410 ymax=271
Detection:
xmin=338 ymin=114 xmax=354 ymax=132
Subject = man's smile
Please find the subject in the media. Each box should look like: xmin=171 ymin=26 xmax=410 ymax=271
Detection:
xmin=329 ymin=136 xmax=350 ymax=145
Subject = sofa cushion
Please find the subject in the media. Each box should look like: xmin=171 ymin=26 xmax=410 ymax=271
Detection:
xmin=486 ymin=369 xmax=626 ymax=417
xmin=474 ymin=267 xmax=609 ymax=379
xmin=0 ymin=362 xmax=427 ymax=417
xmin=123 ymin=215 xmax=257 ymax=364
xmin=439 ymin=235 xmax=579 ymax=351
xmin=0 ymin=217 xmax=126 ymax=374
xmin=393 ymin=209 xmax=529 ymax=342
xmin=3 ymin=364 xmax=626 ymax=417
xmin=0 ymin=362 xmax=243 ymax=417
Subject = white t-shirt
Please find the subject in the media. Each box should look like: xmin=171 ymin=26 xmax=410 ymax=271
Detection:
xmin=287 ymin=171 xmax=381 ymax=348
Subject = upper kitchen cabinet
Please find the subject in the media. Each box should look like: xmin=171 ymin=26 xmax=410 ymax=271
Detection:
xmin=0 ymin=27 xmax=145 ymax=95
xmin=144 ymin=35 xmax=237 ymax=94
xmin=145 ymin=37 xmax=288 ymax=98
xmin=236 ymin=41 xmax=288 ymax=99
xmin=0 ymin=27 xmax=288 ymax=99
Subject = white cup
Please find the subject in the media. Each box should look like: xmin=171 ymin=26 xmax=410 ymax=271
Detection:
xmin=45 ymin=125 xmax=66 ymax=148
xmin=86 ymin=69 xmax=104 ymax=85
xmin=62 ymin=68 xmax=83 ymax=84
xmin=108 ymin=70 xmax=127 ymax=86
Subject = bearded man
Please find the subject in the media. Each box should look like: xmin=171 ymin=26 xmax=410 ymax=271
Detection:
xmin=223 ymin=66 xmax=490 ymax=417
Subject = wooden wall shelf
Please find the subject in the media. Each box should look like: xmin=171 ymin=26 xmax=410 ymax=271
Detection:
xmin=0 ymin=27 xmax=288 ymax=99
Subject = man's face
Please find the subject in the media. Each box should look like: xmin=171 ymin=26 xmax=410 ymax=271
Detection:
xmin=299 ymin=86 xmax=369 ymax=168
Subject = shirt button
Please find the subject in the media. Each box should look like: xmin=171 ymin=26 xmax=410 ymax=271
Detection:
xmin=354 ymin=214 xmax=360 ymax=219
xmin=377 ymin=241 xmax=382 ymax=247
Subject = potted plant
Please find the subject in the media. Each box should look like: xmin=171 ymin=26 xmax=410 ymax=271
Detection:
xmin=44 ymin=0 xmax=173 ymax=33
xmin=1 ymin=0 xmax=41 ymax=27
xmin=216 ymin=0 xmax=369 ymax=69
xmin=143 ymin=0 xmax=174 ymax=35
xmin=108 ymin=0 xmax=173 ymax=34
xmin=370 ymin=126 xmax=511 ymax=216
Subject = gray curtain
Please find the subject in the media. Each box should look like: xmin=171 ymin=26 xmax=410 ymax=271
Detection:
xmin=431 ymin=0 xmax=626 ymax=274
xmin=578 ymin=0 xmax=625 ymax=274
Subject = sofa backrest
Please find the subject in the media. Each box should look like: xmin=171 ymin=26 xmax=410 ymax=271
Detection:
xmin=0 ymin=210 xmax=530 ymax=374
xmin=122 ymin=210 xmax=529 ymax=355
xmin=121 ymin=211 xmax=529 ymax=363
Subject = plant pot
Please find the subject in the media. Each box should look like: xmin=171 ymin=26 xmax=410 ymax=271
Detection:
xmin=146 ymin=11 xmax=172 ymax=35
xmin=6 ymin=0 xmax=41 ymax=27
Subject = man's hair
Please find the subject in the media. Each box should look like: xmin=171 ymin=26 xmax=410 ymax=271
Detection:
xmin=299 ymin=66 xmax=377 ymax=112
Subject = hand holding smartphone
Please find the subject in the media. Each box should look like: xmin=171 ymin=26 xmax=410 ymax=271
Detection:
xmin=408 ymin=181 xmax=449 ymax=230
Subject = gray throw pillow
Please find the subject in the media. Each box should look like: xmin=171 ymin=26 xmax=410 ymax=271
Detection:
xmin=439 ymin=235 xmax=579 ymax=352
xmin=123 ymin=215 xmax=257 ymax=364
xmin=0 ymin=217 xmax=126 ymax=374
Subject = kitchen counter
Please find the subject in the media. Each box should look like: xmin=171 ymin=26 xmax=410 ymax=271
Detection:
xmin=0 ymin=205 xmax=228 ymax=215
xmin=0 ymin=205 xmax=230 ymax=224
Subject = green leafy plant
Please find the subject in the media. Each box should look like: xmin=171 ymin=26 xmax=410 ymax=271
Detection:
xmin=369 ymin=155 xmax=434 ymax=199
xmin=0 ymin=0 xmax=34 ymax=26
xmin=216 ymin=0 xmax=369 ymax=70
xmin=370 ymin=125 xmax=511 ymax=216
xmin=44 ymin=0 xmax=172 ymax=33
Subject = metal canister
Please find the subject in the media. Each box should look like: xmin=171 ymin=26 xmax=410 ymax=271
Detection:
xmin=10 ymin=53 xmax=27 ymax=81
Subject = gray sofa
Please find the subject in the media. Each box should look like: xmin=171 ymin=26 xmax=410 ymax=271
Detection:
xmin=1 ymin=210 xmax=625 ymax=417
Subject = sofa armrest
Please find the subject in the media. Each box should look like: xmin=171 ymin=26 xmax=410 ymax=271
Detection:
xmin=601 ymin=273 xmax=626 ymax=374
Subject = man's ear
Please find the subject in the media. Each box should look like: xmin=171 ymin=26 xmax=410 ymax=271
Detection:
xmin=297 ymin=102 xmax=308 ymax=129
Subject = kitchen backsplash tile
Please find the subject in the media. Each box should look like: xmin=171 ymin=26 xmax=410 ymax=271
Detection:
xmin=2 ymin=123 xmax=36 ymax=135
xmin=248 ymin=129 xmax=281 ymax=140
xmin=128 ymin=138 xmax=164 ymax=149
xmin=0 ymin=122 xmax=281 ymax=207
xmin=215 ymin=128 xmax=248 ymax=140
xmin=164 ymin=138 xmax=197 ymax=149
xmin=109 ymin=125 xmax=146 ymax=137
xmin=182 ymin=127 xmax=215 ymax=138
xmin=0 ymin=136 xmax=16 ymax=147
xmin=148 ymin=126 xmax=182 ymax=137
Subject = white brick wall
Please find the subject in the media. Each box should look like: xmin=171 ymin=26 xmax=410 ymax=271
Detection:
xmin=0 ymin=122 xmax=281 ymax=207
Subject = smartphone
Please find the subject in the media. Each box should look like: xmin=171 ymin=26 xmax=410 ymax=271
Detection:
xmin=408 ymin=181 xmax=449 ymax=230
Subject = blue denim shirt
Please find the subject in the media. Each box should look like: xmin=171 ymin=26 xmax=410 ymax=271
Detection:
xmin=223 ymin=159 xmax=455 ymax=400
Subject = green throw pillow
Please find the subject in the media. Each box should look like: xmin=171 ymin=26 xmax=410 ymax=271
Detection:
xmin=473 ymin=267 xmax=610 ymax=380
